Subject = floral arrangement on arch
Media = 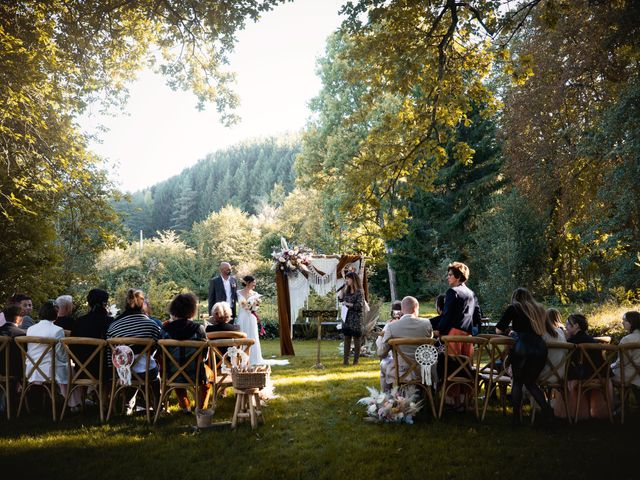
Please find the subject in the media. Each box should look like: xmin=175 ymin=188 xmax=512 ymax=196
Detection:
xmin=357 ymin=386 xmax=423 ymax=424
xmin=271 ymin=243 xmax=313 ymax=275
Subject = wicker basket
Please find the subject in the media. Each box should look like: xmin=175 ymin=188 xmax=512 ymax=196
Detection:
xmin=231 ymin=366 xmax=270 ymax=390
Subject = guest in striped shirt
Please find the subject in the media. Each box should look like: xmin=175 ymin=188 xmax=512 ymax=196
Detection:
xmin=107 ymin=289 xmax=161 ymax=412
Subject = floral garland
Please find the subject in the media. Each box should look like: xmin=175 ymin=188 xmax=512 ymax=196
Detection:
xmin=357 ymin=386 xmax=423 ymax=424
xmin=271 ymin=244 xmax=313 ymax=275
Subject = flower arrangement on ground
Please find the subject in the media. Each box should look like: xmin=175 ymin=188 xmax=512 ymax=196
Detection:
xmin=357 ymin=386 xmax=423 ymax=424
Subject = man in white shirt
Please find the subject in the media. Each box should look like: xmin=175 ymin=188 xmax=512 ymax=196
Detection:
xmin=208 ymin=261 xmax=238 ymax=320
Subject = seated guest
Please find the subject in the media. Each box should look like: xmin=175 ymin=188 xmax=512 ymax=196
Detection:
xmin=378 ymin=296 xmax=433 ymax=389
xmin=107 ymin=289 xmax=161 ymax=412
xmin=0 ymin=305 xmax=26 ymax=407
xmin=26 ymin=301 xmax=81 ymax=411
xmin=54 ymin=295 xmax=75 ymax=331
xmin=554 ymin=313 xmax=610 ymax=420
xmin=429 ymin=294 xmax=446 ymax=332
xmin=206 ymin=302 xmax=241 ymax=357
xmin=540 ymin=308 xmax=567 ymax=383
xmin=142 ymin=299 xmax=163 ymax=328
xmin=376 ymin=300 xmax=402 ymax=391
xmin=8 ymin=293 xmax=35 ymax=329
xmin=71 ymin=289 xmax=114 ymax=379
xmin=611 ymin=311 xmax=640 ymax=388
xmin=162 ymin=292 xmax=209 ymax=413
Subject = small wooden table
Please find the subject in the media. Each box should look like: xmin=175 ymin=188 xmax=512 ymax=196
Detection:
xmin=301 ymin=309 xmax=338 ymax=369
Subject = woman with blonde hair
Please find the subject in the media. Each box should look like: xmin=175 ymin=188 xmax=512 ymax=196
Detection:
xmin=496 ymin=288 xmax=553 ymax=424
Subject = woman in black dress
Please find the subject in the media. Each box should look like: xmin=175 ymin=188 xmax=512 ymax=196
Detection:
xmin=496 ymin=288 xmax=553 ymax=424
xmin=339 ymin=271 xmax=365 ymax=366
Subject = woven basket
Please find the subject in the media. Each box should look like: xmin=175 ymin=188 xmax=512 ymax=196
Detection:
xmin=231 ymin=366 xmax=270 ymax=390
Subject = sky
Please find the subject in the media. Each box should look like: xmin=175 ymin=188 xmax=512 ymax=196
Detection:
xmin=80 ymin=0 xmax=345 ymax=193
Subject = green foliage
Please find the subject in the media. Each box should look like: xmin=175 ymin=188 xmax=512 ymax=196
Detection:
xmin=115 ymin=136 xmax=300 ymax=238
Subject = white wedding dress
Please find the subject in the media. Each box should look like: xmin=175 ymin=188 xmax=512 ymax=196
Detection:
xmin=237 ymin=291 xmax=289 ymax=367
xmin=237 ymin=291 xmax=265 ymax=365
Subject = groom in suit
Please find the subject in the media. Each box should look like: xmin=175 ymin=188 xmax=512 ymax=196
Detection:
xmin=208 ymin=262 xmax=238 ymax=320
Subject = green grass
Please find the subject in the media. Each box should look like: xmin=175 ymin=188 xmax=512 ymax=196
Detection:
xmin=1 ymin=339 xmax=637 ymax=480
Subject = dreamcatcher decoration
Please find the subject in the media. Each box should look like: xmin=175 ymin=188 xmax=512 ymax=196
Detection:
xmin=221 ymin=346 xmax=250 ymax=374
xmin=113 ymin=345 xmax=134 ymax=386
xmin=415 ymin=344 xmax=438 ymax=386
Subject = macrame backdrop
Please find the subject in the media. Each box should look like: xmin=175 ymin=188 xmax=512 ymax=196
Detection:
xmin=276 ymin=254 xmax=367 ymax=356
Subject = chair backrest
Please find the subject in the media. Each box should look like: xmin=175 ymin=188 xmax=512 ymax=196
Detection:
xmin=63 ymin=330 xmax=72 ymax=338
xmin=483 ymin=336 xmax=515 ymax=381
xmin=575 ymin=343 xmax=617 ymax=382
xmin=617 ymin=342 xmax=640 ymax=386
xmin=60 ymin=337 xmax=107 ymax=385
xmin=14 ymin=336 xmax=59 ymax=383
xmin=538 ymin=341 xmax=575 ymax=386
xmin=157 ymin=339 xmax=208 ymax=386
xmin=441 ymin=335 xmax=488 ymax=380
xmin=208 ymin=338 xmax=254 ymax=372
xmin=388 ymin=337 xmax=436 ymax=385
xmin=107 ymin=337 xmax=156 ymax=384
xmin=206 ymin=331 xmax=247 ymax=340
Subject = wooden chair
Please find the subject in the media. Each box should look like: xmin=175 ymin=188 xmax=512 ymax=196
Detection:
xmin=59 ymin=337 xmax=107 ymax=421
xmin=438 ymin=335 xmax=488 ymax=419
xmin=106 ymin=337 xmax=158 ymax=423
xmin=206 ymin=331 xmax=247 ymax=341
xmin=479 ymin=336 xmax=515 ymax=421
xmin=154 ymin=339 xmax=208 ymax=424
xmin=531 ymin=341 xmax=575 ymax=424
xmin=14 ymin=336 xmax=60 ymax=421
xmin=387 ymin=337 xmax=438 ymax=417
xmin=0 ymin=337 xmax=13 ymax=419
xmin=612 ymin=341 xmax=640 ymax=424
xmin=207 ymin=338 xmax=254 ymax=399
xmin=574 ymin=343 xmax=617 ymax=423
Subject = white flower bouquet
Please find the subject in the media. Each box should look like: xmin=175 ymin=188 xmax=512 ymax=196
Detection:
xmin=357 ymin=386 xmax=423 ymax=424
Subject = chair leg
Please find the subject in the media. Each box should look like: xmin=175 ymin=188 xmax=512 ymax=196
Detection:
xmin=248 ymin=394 xmax=257 ymax=430
xmin=17 ymin=382 xmax=27 ymax=418
xmin=51 ymin=383 xmax=57 ymax=422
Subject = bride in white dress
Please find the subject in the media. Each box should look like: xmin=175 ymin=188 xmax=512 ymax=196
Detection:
xmin=237 ymin=275 xmax=265 ymax=365
xmin=236 ymin=275 xmax=288 ymax=366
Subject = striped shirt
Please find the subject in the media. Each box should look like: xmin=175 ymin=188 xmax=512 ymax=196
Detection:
xmin=106 ymin=312 xmax=161 ymax=371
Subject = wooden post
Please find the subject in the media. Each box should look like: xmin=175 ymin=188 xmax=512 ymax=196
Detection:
xmin=315 ymin=315 xmax=324 ymax=369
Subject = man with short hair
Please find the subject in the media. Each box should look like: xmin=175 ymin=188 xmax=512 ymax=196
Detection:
xmin=378 ymin=296 xmax=433 ymax=390
xmin=8 ymin=293 xmax=34 ymax=329
xmin=207 ymin=262 xmax=238 ymax=320
xmin=54 ymin=295 xmax=75 ymax=330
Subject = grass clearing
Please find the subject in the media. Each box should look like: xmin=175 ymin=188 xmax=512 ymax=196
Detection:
xmin=0 ymin=339 xmax=636 ymax=479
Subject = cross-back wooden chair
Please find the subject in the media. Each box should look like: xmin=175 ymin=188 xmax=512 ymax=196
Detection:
xmin=532 ymin=341 xmax=575 ymax=424
xmin=106 ymin=337 xmax=157 ymax=423
xmin=15 ymin=336 xmax=60 ymax=421
xmin=479 ymin=336 xmax=514 ymax=421
xmin=59 ymin=337 xmax=107 ymax=422
xmin=574 ymin=343 xmax=617 ymax=423
xmin=438 ymin=335 xmax=488 ymax=419
xmin=154 ymin=339 xmax=208 ymax=423
xmin=207 ymin=338 xmax=254 ymax=399
xmin=612 ymin=342 xmax=640 ymax=424
xmin=387 ymin=337 xmax=438 ymax=417
xmin=0 ymin=337 xmax=13 ymax=419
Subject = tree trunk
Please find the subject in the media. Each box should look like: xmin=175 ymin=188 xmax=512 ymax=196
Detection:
xmin=384 ymin=242 xmax=398 ymax=302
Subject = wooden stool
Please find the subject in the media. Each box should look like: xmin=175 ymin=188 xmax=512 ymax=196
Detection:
xmin=231 ymin=388 xmax=264 ymax=429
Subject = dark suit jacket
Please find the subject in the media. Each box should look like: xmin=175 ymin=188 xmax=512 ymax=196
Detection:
xmin=208 ymin=275 xmax=238 ymax=318
xmin=0 ymin=322 xmax=26 ymax=378
xmin=438 ymin=283 xmax=482 ymax=335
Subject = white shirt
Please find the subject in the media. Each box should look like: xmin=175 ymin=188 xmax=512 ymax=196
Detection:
xmin=25 ymin=320 xmax=69 ymax=384
xmin=222 ymin=276 xmax=232 ymax=305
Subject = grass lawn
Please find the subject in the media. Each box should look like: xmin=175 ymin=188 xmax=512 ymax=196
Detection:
xmin=0 ymin=339 xmax=636 ymax=480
